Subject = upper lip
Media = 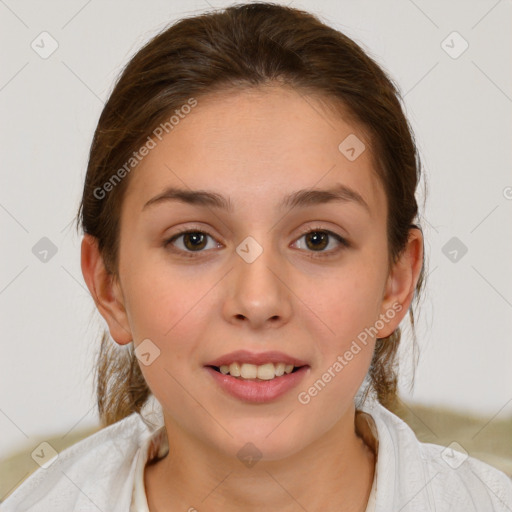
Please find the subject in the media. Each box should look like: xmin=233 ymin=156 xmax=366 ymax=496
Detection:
xmin=205 ymin=350 xmax=309 ymax=368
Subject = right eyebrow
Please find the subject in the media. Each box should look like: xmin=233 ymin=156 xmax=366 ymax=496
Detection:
xmin=142 ymin=187 xmax=233 ymax=212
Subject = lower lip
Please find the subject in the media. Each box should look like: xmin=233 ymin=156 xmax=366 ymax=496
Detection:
xmin=204 ymin=366 xmax=310 ymax=403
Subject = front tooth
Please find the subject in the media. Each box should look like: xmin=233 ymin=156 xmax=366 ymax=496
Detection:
xmin=219 ymin=365 xmax=229 ymax=374
xmin=284 ymin=364 xmax=294 ymax=374
xmin=257 ymin=363 xmax=276 ymax=380
xmin=274 ymin=362 xmax=286 ymax=377
xmin=229 ymin=362 xmax=241 ymax=377
xmin=240 ymin=363 xmax=258 ymax=379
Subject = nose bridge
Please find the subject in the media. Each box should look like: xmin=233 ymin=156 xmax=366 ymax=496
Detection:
xmin=235 ymin=232 xmax=281 ymax=296
xmin=226 ymin=232 xmax=291 ymax=325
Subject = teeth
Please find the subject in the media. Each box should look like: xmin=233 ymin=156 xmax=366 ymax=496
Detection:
xmin=240 ymin=363 xmax=258 ymax=379
xmin=217 ymin=362 xmax=298 ymax=380
xmin=274 ymin=362 xmax=286 ymax=377
xmin=256 ymin=363 xmax=274 ymax=380
xmin=229 ymin=362 xmax=241 ymax=377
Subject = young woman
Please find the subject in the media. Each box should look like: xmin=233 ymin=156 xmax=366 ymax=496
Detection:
xmin=3 ymin=2 xmax=511 ymax=511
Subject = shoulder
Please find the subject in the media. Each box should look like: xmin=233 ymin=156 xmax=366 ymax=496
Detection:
xmin=359 ymin=399 xmax=512 ymax=511
xmin=0 ymin=412 xmax=155 ymax=512
xmin=419 ymin=440 xmax=512 ymax=510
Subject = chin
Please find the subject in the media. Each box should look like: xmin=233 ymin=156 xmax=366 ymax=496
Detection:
xmin=217 ymin=422 xmax=308 ymax=463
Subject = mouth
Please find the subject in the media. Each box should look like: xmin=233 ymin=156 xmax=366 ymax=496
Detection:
xmin=203 ymin=350 xmax=310 ymax=402
xmin=204 ymin=363 xmax=310 ymax=403
xmin=207 ymin=363 xmax=306 ymax=381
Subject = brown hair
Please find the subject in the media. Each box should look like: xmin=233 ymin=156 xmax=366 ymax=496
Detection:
xmin=76 ymin=1 xmax=426 ymax=427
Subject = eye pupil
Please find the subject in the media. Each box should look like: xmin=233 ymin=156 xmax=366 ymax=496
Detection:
xmin=184 ymin=232 xmax=207 ymax=251
xmin=305 ymin=231 xmax=328 ymax=251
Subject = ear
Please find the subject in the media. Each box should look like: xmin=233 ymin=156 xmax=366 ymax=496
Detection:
xmin=376 ymin=227 xmax=424 ymax=338
xmin=80 ymin=234 xmax=132 ymax=345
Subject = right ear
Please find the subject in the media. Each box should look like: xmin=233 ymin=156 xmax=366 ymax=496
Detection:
xmin=80 ymin=234 xmax=132 ymax=345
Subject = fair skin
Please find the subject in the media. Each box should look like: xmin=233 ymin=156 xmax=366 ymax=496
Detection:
xmin=81 ymin=85 xmax=423 ymax=511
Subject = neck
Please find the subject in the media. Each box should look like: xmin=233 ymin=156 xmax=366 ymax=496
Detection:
xmin=145 ymin=404 xmax=376 ymax=512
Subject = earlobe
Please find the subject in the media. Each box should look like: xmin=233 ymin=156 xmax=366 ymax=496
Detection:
xmin=80 ymin=234 xmax=133 ymax=345
xmin=377 ymin=228 xmax=424 ymax=338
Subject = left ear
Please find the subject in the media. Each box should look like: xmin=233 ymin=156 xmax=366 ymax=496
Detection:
xmin=376 ymin=227 xmax=424 ymax=338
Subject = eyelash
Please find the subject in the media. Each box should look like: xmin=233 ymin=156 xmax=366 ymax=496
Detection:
xmin=164 ymin=225 xmax=350 ymax=259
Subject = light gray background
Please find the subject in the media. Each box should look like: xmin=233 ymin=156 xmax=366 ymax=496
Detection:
xmin=1 ymin=0 xmax=511 ymax=460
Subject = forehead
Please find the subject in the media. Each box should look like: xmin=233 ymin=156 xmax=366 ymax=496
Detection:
xmin=122 ymin=86 xmax=386 ymax=218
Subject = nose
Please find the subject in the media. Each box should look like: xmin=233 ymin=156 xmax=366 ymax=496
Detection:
xmin=222 ymin=237 xmax=293 ymax=330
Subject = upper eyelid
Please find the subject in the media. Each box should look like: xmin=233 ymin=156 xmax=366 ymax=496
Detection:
xmin=166 ymin=226 xmax=348 ymax=248
xmin=168 ymin=225 xmax=345 ymax=239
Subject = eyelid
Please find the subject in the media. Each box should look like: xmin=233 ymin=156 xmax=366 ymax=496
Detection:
xmin=295 ymin=224 xmax=346 ymax=240
xmin=293 ymin=224 xmax=350 ymax=254
xmin=164 ymin=226 xmax=222 ymax=253
xmin=164 ymin=224 xmax=350 ymax=256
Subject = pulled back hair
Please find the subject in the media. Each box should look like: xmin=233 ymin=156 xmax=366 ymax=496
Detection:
xmin=76 ymin=1 xmax=426 ymax=427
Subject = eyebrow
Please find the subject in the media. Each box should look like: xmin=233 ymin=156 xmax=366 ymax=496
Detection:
xmin=142 ymin=183 xmax=370 ymax=214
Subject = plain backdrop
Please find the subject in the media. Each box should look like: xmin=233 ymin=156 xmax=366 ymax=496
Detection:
xmin=1 ymin=0 xmax=511 ymax=460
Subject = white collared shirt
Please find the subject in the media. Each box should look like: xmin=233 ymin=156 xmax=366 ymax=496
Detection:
xmin=2 ymin=397 xmax=511 ymax=511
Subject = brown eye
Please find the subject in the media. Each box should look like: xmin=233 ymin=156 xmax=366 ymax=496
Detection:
xmin=294 ymin=228 xmax=349 ymax=257
xmin=165 ymin=230 xmax=219 ymax=255
xmin=304 ymin=231 xmax=329 ymax=251
xmin=182 ymin=232 xmax=208 ymax=251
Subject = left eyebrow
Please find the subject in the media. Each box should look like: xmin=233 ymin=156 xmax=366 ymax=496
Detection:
xmin=281 ymin=184 xmax=370 ymax=214
xmin=141 ymin=183 xmax=370 ymax=215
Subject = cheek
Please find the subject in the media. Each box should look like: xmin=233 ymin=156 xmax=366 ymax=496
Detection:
xmin=305 ymin=266 xmax=383 ymax=343
xmin=296 ymin=288 xmax=377 ymax=417
xmin=125 ymin=267 xmax=207 ymax=406
xmin=121 ymin=257 xmax=214 ymax=388
xmin=295 ymin=261 xmax=384 ymax=399
xmin=122 ymin=255 xmax=209 ymax=341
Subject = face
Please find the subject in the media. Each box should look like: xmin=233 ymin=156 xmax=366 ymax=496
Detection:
xmin=89 ymin=86 xmax=417 ymax=461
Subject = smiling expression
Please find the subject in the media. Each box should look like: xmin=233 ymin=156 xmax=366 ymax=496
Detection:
xmin=104 ymin=85 xmax=406 ymax=459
